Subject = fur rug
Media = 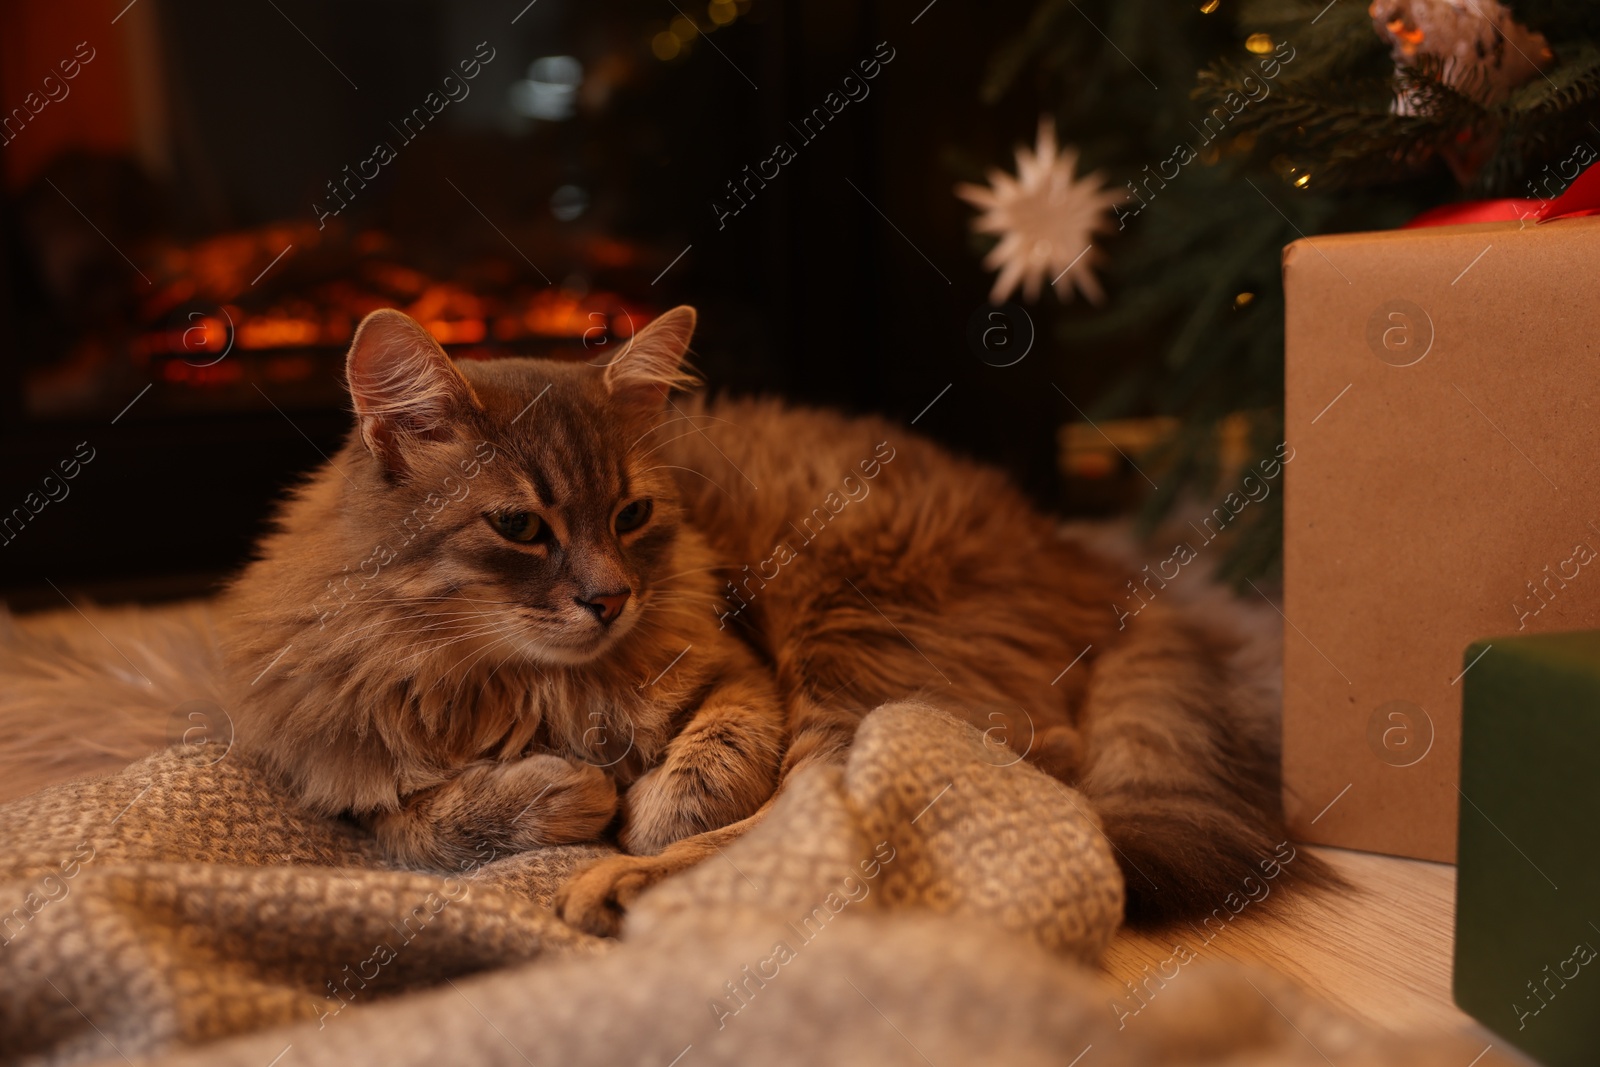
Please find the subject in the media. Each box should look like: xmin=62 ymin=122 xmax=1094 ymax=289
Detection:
xmin=0 ymin=598 xmax=228 ymax=804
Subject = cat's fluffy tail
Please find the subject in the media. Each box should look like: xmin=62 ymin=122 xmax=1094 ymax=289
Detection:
xmin=1073 ymin=594 xmax=1340 ymax=927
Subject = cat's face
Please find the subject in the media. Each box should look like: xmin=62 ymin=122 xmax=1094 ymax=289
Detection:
xmin=339 ymin=307 xmax=699 ymax=667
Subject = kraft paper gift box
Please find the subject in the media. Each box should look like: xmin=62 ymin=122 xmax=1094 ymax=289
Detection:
xmin=1281 ymin=213 xmax=1600 ymax=862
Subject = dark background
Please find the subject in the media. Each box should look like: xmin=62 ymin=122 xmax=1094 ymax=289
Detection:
xmin=0 ymin=0 xmax=1092 ymax=607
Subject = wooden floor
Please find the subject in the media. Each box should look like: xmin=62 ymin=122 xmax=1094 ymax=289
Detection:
xmin=1100 ymin=845 xmax=1515 ymax=1047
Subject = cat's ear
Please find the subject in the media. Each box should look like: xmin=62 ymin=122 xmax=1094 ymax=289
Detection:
xmin=602 ymin=306 xmax=700 ymax=409
xmin=346 ymin=309 xmax=481 ymax=476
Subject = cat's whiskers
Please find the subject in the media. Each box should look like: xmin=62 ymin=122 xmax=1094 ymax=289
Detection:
xmin=438 ymin=633 xmax=508 ymax=694
xmin=636 ymin=598 xmax=720 ymax=614
xmin=461 ymin=636 xmax=517 ymax=698
xmin=628 ymin=411 xmax=733 ymax=452
xmin=480 ymin=633 xmax=527 ymax=689
xmin=331 ymin=599 xmax=516 ymax=624
xmin=360 ymin=613 xmax=509 ymax=650
xmin=639 ymin=464 xmax=732 ymax=499
xmin=444 ymin=621 xmax=528 ymax=709
xmin=649 ymin=564 xmax=732 ymax=584
xmin=390 ymin=623 xmax=509 ymax=671
xmin=638 ymin=587 xmax=719 ymax=605
xmin=334 ymin=609 xmax=502 ymax=640
xmin=337 ymin=620 xmax=505 ymax=655
xmin=359 ymin=594 xmax=521 ymax=607
xmin=324 ymin=597 xmax=520 ymax=641
xmin=635 ymin=590 xmax=721 ymax=624
xmin=640 ymin=585 xmax=721 ymax=601
xmin=332 ymin=607 xmax=502 ymax=643
xmin=638 ymin=427 xmax=721 ymax=460
xmin=628 ymin=415 xmax=696 ymax=452
xmin=351 ymin=590 xmax=517 ymax=604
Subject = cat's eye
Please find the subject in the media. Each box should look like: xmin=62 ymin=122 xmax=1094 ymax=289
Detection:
xmin=615 ymin=499 xmax=653 ymax=534
xmin=486 ymin=511 xmax=548 ymax=544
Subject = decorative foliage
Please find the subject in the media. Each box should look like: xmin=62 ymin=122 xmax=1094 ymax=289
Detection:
xmin=1194 ymin=0 xmax=1600 ymax=194
xmin=980 ymin=0 xmax=1600 ymax=580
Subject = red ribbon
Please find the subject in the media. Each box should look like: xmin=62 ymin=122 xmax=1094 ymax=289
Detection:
xmin=1404 ymin=160 xmax=1600 ymax=228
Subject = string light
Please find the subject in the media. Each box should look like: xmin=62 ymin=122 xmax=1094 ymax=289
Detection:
xmin=651 ymin=31 xmax=680 ymax=60
xmin=1200 ymin=0 xmax=1220 ymax=12
xmin=1245 ymin=33 xmax=1274 ymax=53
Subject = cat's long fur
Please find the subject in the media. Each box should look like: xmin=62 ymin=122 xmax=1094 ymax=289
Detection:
xmin=224 ymin=308 xmax=786 ymax=867
xmin=639 ymin=393 xmax=1322 ymax=927
xmin=223 ymin=305 xmax=1327 ymax=934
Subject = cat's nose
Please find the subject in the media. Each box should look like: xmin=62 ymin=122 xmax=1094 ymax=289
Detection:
xmin=576 ymin=589 xmax=631 ymax=625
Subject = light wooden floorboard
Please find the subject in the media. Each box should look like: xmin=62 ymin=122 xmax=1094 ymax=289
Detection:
xmin=1099 ymin=845 xmax=1519 ymax=1050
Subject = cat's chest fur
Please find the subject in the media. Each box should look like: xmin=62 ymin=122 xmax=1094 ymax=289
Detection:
xmin=422 ymin=617 xmax=715 ymax=788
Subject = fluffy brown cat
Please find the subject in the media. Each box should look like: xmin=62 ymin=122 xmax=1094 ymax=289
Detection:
xmin=224 ymin=308 xmax=786 ymax=868
xmin=225 ymin=305 xmax=1324 ymax=935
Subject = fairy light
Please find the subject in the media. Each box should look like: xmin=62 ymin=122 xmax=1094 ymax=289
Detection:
xmin=1245 ymin=33 xmax=1274 ymax=53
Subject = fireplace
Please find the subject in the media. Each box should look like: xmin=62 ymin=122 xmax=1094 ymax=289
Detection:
xmin=1 ymin=0 xmax=1050 ymax=602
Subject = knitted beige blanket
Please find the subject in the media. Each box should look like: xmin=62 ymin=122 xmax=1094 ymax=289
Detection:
xmin=1 ymin=702 xmax=1499 ymax=1067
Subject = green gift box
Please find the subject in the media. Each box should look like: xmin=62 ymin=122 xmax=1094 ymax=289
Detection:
xmin=1455 ymin=632 xmax=1600 ymax=1065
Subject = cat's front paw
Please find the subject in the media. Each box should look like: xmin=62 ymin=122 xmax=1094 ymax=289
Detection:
xmin=500 ymin=755 xmax=619 ymax=849
xmin=617 ymin=741 xmax=774 ymax=855
xmin=553 ymin=852 xmax=678 ymax=937
xmin=1028 ymin=724 xmax=1085 ymax=781
xmin=616 ymin=765 xmax=715 ymax=855
xmin=375 ymin=756 xmax=617 ymax=870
